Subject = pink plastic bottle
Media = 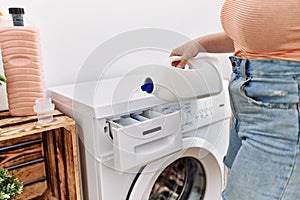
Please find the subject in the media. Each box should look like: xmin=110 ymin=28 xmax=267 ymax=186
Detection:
xmin=0 ymin=8 xmax=46 ymax=116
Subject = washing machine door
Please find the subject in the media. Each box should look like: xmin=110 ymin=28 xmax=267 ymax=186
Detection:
xmin=126 ymin=137 xmax=224 ymax=200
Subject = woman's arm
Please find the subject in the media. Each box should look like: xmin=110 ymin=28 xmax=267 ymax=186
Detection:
xmin=171 ymin=32 xmax=234 ymax=68
xmin=195 ymin=32 xmax=234 ymax=53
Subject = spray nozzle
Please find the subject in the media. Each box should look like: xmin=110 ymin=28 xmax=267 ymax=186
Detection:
xmin=8 ymin=7 xmax=25 ymax=26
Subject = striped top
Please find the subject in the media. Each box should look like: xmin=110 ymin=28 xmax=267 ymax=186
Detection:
xmin=221 ymin=0 xmax=300 ymax=62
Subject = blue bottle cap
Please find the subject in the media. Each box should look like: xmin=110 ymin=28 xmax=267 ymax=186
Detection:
xmin=141 ymin=83 xmax=154 ymax=93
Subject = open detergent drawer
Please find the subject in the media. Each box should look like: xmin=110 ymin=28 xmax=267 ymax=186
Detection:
xmin=109 ymin=110 xmax=182 ymax=171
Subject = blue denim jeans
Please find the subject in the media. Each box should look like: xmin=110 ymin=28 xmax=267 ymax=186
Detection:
xmin=222 ymin=56 xmax=300 ymax=200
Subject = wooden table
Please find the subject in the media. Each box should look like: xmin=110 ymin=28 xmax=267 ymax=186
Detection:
xmin=0 ymin=110 xmax=81 ymax=200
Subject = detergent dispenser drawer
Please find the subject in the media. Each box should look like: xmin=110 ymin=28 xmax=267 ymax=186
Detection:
xmin=109 ymin=110 xmax=182 ymax=171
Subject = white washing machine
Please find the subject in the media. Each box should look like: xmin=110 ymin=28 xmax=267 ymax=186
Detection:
xmin=48 ymin=70 xmax=231 ymax=200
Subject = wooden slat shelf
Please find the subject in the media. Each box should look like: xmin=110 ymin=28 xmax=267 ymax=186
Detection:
xmin=0 ymin=110 xmax=81 ymax=200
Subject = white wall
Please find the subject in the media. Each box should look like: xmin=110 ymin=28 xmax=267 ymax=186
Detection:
xmin=0 ymin=0 xmax=231 ymax=87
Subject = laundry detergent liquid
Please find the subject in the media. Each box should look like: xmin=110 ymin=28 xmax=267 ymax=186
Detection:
xmin=0 ymin=8 xmax=46 ymax=116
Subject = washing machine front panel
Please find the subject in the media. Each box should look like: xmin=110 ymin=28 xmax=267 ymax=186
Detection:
xmin=128 ymin=137 xmax=223 ymax=200
xmin=48 ymin=79 xmax=230 ymax=200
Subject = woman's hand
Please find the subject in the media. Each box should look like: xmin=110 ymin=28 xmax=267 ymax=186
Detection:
xmin=170 ymin=40 xmax=201 ymax=68
xmin=170 ymin=32 xmax=234 ymax=68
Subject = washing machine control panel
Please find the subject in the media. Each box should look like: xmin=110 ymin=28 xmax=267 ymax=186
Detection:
xmin=152 ymin=97 xmax=217 ymax=133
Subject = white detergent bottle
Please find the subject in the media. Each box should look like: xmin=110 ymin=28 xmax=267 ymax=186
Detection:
xmin=141 ymin=55 xmax=223 ymax=102
xmin=0 ymin=8 xmax=46 ymax=116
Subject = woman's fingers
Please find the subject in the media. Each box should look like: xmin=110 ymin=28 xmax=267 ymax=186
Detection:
xmin=171 ymin=60 xmax=180 ymax=67
xmin=176 ymin=59 xmax=187 ymax=69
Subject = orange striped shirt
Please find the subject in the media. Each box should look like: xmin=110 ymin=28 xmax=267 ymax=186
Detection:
xmin=221 ymin=0 xmax=300 ymax=62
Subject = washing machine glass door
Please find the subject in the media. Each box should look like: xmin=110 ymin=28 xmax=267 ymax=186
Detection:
xmin=149 ymin=156 xmax=206 ymax=200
